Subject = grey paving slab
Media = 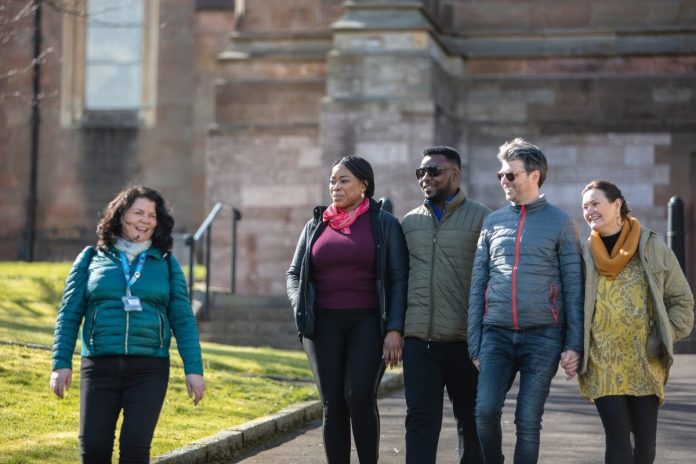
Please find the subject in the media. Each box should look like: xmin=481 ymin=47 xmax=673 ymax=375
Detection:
xmin=229 ymin=355 xmax=696 ymax=463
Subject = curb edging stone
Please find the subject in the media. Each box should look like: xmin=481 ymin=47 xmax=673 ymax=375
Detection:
xmin=153 ymin=371 xmax=403 ymax=464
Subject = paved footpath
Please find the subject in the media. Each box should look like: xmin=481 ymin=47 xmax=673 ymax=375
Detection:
xmin=230 ymin=355 xmax=696 ymax=463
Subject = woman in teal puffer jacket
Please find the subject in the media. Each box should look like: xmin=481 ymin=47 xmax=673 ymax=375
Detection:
xmin=49 ymin=185 xmax=204 ymax=464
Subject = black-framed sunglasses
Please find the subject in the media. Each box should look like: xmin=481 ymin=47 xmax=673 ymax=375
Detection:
xmin=415 ymin=166 xmax=451 ymax=179
xmin=496 ymin=170 xmax=527 ymax=182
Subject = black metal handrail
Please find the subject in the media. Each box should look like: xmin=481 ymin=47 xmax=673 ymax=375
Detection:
xmin=183 ymin=202 xmax=242 ymax=318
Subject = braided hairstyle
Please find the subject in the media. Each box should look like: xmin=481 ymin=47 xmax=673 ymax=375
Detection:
xmin=332 ymin=156 xmax=375 ymax=198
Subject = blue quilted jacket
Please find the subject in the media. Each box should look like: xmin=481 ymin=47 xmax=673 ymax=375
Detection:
xmin=52 ymin=246 xmax=203 ymax=375
xmin=467 ymin=196 xmax=584 ymax=359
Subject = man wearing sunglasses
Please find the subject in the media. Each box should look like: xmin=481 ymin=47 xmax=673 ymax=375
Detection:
xmin=401 ymin=146 xmax=491 ymax=464
xmin=467 ymin=138 xmax=584 ymax=464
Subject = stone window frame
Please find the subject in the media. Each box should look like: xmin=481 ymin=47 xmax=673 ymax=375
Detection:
xmin=60 ymin=0 xmax=160 ymax=128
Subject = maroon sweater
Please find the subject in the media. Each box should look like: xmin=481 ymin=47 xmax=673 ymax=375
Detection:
xmin=311 ymin=212 xmax=378 ymax=310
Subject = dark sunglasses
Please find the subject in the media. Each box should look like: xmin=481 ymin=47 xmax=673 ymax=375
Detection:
xmin=415 ymin=166 xmax=451 ymax=179
xmin=496 ymin=170 xmax=527 ymax=182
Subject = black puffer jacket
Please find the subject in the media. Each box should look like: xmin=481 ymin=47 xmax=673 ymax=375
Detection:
xmin=286 ymin=199 xmax=409 ymax=338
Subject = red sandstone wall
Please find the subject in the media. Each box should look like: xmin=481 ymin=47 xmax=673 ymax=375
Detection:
xmin=0 ymin=2 xmax=231 ymax=260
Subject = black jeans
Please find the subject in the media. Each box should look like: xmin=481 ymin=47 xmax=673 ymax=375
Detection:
xmin=79 ymin=355 xmax=170 ymax=464
xmin=594 ymin=395 xmax=659 ymax=464
xmin=403 ymin=338 xmax=482 ymax=464
xmin=303 ymin=308 xmax=385 ymax=464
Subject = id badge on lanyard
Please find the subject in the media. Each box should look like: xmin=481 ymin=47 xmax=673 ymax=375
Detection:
xmin=122 ymin=295 xmax=143 ymax=312
xmin=120 ymin=252 xmax=146 ymax=312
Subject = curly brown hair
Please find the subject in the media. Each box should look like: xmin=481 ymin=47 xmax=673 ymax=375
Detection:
xmin=96 ymin=186 xmax=175 ymax=252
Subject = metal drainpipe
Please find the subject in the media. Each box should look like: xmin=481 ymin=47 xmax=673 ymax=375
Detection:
xmin=25 ymin=0 xmax=42 ymax=261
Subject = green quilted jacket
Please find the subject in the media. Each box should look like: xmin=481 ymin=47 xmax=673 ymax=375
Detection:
xmin=51 ymin=246 xmax=203 ymax=375
xmin=580 ymin=227 xmax=694 ymax=377
xmin=401 ymin=191 xmax=490 ymax=341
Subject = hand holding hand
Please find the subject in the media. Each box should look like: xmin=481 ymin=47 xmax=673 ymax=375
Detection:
xmin=560 ymin=350 xmax=581 ymax=380
xmin=382 ymin=331 xmax=403 ymax=369
xmin=186 ymin=374 xmax=205 ymax=406
xmin=50 ymin=368 xmax=72 ymax=399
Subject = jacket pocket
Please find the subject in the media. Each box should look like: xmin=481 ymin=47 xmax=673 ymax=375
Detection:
xmin=157 ymin=311 xmax=165 ymax=349
xmin=646 ymin=318 xmax=662 ymax=358
xmin=484 ymin=285 xmax=490 ymax=317
xmin=549 ymin=284 xmax=560 ymax=324
xmin=128 ymin=309 xmax=166 ymax=351
xmin=88 ymin=308 xmax=99 ymax=350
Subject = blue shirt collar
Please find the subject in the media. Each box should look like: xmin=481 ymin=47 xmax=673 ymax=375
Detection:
xmin=425 ymin=194 xmax=455 ymax=221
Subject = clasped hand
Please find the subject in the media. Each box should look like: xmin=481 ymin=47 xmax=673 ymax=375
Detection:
xmin=382 ymin=331 xmax=403 ymax=369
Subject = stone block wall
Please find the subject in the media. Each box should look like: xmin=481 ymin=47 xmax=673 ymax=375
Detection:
xmin=207 ymin=127 xmax=323 ymax=294
xmin=0 ymin=2 xmax=223 ymax=260
xmin=453 ymin=45 xmax=696 ymax=351
xmin=458 ymin=66 xmax=696 ymax=263
xmin=321 ymin=101 xmax=436 ymax=220
xmin=433 ymin=0 xmax=696 ymax=33
xmin=206 ymin=1 xmax=696 ymax=308
xmin=204 ymin=0 xmax=342 ymax=293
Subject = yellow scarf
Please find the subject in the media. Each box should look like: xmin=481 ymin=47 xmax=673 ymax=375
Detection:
xmin=589 ymin=216 xmax=641 ymax=280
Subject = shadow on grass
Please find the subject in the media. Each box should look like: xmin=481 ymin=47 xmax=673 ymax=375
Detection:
xmin=0 ymin=318 xmax=55 ymax=340
xmin=0 ymin=275 xmax=63 ymax=318
xmin=200 ymin=345 xmax=311 ymax=380
xmin=34 ymin=276 xmax=65 ymax=307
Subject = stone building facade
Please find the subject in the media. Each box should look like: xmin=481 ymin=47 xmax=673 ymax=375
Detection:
xmin=208 ymin=1 xmax=696 ymax=294
xmin=1 ymin=1 xmax=695 ymax=346
xmin=205 ymin=0 xmax=696 ymax=348
xmin=1 ymin=0 xmax=235 ymax=259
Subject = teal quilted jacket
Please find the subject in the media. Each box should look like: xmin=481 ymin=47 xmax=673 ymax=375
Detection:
xmin=51 ymin=246 xmax=203 ymax=375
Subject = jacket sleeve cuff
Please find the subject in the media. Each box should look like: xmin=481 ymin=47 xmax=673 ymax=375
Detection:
xmin=52 ymin=358 xmax=72 ymax=371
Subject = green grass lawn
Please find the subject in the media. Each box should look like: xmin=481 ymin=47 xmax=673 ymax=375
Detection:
xmin=0 ymin=262 xmax=316 ymax=463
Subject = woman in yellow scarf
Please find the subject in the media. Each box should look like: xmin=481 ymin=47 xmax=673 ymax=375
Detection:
xmin=576 ymin=179 xmax=693 ymax=464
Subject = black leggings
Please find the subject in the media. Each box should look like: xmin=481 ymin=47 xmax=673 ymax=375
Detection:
xmin=303 ymin=308 xmax=386 ymax=464
xmin=79 ymin=355 xmax=169 ymax=464
xmin=594 ymin=395 xmax=659 ymax=464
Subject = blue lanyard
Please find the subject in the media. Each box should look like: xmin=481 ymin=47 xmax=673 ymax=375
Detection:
xmin=119 ymin=252 xmax=147 ymax=297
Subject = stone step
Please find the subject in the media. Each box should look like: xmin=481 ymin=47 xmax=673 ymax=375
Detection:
xmin=211 ymin=293 xmax=289 ymax=309
xmin=197 ymin=291 xmax=299 ymax=349
xmin=199 ymin=331 xmax=301 ymax=350
xmin=204 ymin=305 xmax=293 ymax=322
xmin=199 ymin=319 xmax=296 ymax=335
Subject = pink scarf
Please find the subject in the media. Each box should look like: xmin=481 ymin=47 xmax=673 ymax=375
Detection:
xmin=322 ymin=197 xmax=370 ymax=234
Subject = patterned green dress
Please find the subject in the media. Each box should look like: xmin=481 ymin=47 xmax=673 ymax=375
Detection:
xmin=579 ymin=255 xmax=666 ymax=404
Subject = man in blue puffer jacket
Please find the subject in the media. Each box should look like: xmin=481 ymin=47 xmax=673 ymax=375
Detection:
xmin=467 ymin=138 xmax=583 ymax=464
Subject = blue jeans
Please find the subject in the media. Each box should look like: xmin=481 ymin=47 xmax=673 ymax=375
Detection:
xmin=475 ymin=326 xmax=563 ymax=464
